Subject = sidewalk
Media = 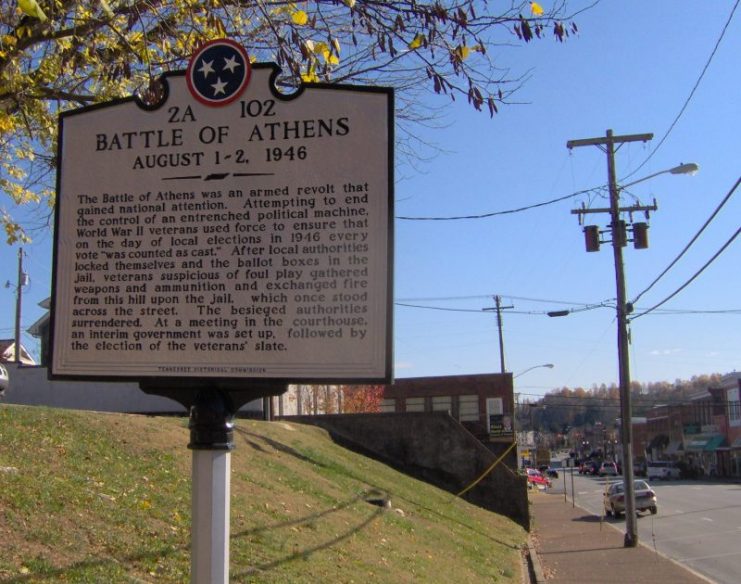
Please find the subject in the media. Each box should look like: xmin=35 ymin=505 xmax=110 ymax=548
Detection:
xmin=528 ymin=491 xmax=712 ymax=584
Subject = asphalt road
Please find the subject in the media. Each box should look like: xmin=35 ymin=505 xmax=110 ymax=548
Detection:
xmin=550 ymin=468 xmax=741 ymax=584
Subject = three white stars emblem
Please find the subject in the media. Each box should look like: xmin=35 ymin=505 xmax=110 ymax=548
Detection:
xmin=186 ymin=39 xmax=251 ymax=106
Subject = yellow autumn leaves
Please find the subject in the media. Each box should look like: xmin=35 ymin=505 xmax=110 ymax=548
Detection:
xmin=409 ymin=34 xmax=425 ymax=50
xmin=17 ymin=0 xmax=116 ymax=24
xmin=409 ymin=34 xmax=480 ymax=62
xmin=18 ymin=0 xmax=47 ymax=22
xmin=291 ymin=10 xmax=309 ymax=26
xmin=407 ymin=2 xmax=544 ymax=56
xmin=301 ymin=39 xmax=340 ymax=82
xmin=288 ymin=5 xmax=341 ymax=83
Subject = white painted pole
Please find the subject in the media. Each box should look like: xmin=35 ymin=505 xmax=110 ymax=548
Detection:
xmin=188 ymin=389 xmax=235 ymax=584
xmin=192 ymin=449 xmax=231 ymax=584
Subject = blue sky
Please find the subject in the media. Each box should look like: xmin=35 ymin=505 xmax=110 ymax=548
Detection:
xmin=2 ymin=1 xmax=739 ymax=398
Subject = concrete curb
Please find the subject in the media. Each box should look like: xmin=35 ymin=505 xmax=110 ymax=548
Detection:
xmin=525 ymin=539 xmax=546 ymax=584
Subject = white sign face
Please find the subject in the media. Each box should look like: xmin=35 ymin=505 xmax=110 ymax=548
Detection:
xmin=51 ymin=63 xmax=392 ymax=382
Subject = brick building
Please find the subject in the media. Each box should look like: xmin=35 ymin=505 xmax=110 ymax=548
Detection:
xmin=380 ymin=373 xmax=516 ymax=463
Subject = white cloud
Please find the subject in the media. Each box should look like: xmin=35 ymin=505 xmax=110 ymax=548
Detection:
xmin=649 ymin=348 xmax=682 ymax=356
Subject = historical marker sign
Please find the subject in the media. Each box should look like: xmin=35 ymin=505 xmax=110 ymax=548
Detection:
xmin=51 ymin=55 xmax=393 ymax=382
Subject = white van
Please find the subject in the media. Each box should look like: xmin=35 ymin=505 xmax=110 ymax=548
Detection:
xmin=647 ymin=461 xmax=680 ymax=480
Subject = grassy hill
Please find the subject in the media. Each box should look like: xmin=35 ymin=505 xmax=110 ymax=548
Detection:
xmin=0 ymin=404 xmax=527 ymax=583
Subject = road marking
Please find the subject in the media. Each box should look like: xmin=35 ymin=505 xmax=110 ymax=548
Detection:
xmin=679 ymin=550 xmax=741 ymax=562
xmin=651 ymin=527 xmax=741 ymax=543
xmin=700 ymin=517 xmax=713 ymax=522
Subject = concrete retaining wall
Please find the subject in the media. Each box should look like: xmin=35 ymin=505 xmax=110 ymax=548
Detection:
xmin=287 ymin=411 xmax=530 ymax=530
xmin=1 ymin=363 xmax=261 ymax=415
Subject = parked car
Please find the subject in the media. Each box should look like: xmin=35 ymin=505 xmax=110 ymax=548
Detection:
xmin=538 ymin=464 xmax=559 ymax=478
xmin=598 ymin=461 xmax=618 ymax=477
xmin=578 ymin=461 xmax=591 ymax=474
xmin=579 ymin=460 xmax=599 ymax=475
xmin=0 ymin=363 xmax=8 ymax=394
xmin=525 ymin=468 xmax=552 ymax=489
xmin=603 ymin=480 xmax=657 ymax=517
xmin=647 ymin=461 xmax=680 ymax=481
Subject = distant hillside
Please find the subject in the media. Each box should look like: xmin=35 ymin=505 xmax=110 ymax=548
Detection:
xmin=0 ymin=405 xmax=526 ymax=583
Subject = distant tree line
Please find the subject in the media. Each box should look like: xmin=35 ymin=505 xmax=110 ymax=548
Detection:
xmin=519 ymin=374 xmax=724 ymax=433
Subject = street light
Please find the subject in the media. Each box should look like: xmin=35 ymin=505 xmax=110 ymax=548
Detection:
xmin=514 ymin=363 xmax=554 ymax=378
xmin=566 ymin=129 xmax=698 ymax=548
xmin=620 ymin=162 xmax=699 ymax=189
xmin=514 ymin=364 xmax=554 ymax=467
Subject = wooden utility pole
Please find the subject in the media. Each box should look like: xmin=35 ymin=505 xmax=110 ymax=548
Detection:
xmin=567 ymin=129 xmax=653 ymax=548
xmin=485 ymin=295 xmax=514 ymax=374
xmin=13 ymin=248 xmax=24 ymax=364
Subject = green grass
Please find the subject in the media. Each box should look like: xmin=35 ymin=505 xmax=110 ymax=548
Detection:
xmin=0 ymin=405 xmax=526 ymax=583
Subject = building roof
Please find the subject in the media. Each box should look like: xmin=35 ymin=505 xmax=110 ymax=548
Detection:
xmin=719 ymin=372 xmax=741 ymax=389
xmin=27 ymin=297 xmax=51 ymax=338
xmin=0 ymin=339 xmax=36 ymax=365
xmin=385 ymin=373 xmax=513 ymax=398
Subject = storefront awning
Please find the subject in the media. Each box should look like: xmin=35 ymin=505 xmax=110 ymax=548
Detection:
xmin=685 ymin=434 xmax=726 ymax=452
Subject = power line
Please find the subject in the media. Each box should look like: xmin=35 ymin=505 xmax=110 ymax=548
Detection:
xmin=632 ymin=176 xmax=740 ymax=305
xmin=622 ymin=0 xmax=740 ymax=179
xmin=394 ymin=302 xmax=545 ymax=315
xmin=642 ymin=308 xmax=741 ymax=315
xmin=395 ymin=186 xmax=599 ymax=221
xmin=395 ymin=293 xmax=603 ymax=306
xmin=394 ymin=300 xmax=739 ymax=317
xmin=631 ymin=227 xmax=740 ymax=321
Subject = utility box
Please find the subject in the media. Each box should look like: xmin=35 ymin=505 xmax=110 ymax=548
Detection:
xmin=633 ymin=222 xmax=649 ymax=249
xmin=584 ymin=225 xmax=600 ymax=252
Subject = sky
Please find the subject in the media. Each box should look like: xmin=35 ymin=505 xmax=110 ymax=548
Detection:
xmin=1 ymin=1 xmax=739 ymax=399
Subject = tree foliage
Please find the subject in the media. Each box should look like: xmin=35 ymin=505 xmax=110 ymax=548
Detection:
xmin=290 ymin=383 xmax=383 ymax=413
xmin=523 ymin=374 xmax=725 ymax=433
xmin=340 ymin=384 xmax=384 ymax=413
xmin=0 ymin=0 xmax=584 ymax=241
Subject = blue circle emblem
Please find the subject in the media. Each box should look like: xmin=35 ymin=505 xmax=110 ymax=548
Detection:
xmin=186 ymin=39 xmax=251 ymax=106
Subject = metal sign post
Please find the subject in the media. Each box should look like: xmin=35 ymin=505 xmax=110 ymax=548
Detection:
xmin=192 ymin=447 xmax=230 ymax=583
xmin=189 ymin=389 xmax=234 ymax=584
xmin=139 ymin=382 xmax=285 ymax=583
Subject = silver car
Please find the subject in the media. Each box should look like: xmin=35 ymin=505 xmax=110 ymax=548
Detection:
xmin=0 ymin=363 xmax=8 ymax=394
xmin=603 ymin=480 xmax=657 ymax=517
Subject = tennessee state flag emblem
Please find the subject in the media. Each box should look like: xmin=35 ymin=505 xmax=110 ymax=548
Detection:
xmin=186 ymin=39 xmax=251 ymax=106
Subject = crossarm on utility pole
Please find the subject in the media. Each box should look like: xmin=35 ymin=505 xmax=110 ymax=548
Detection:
xmin=567 ymin=133 xmax=653 ymax=150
